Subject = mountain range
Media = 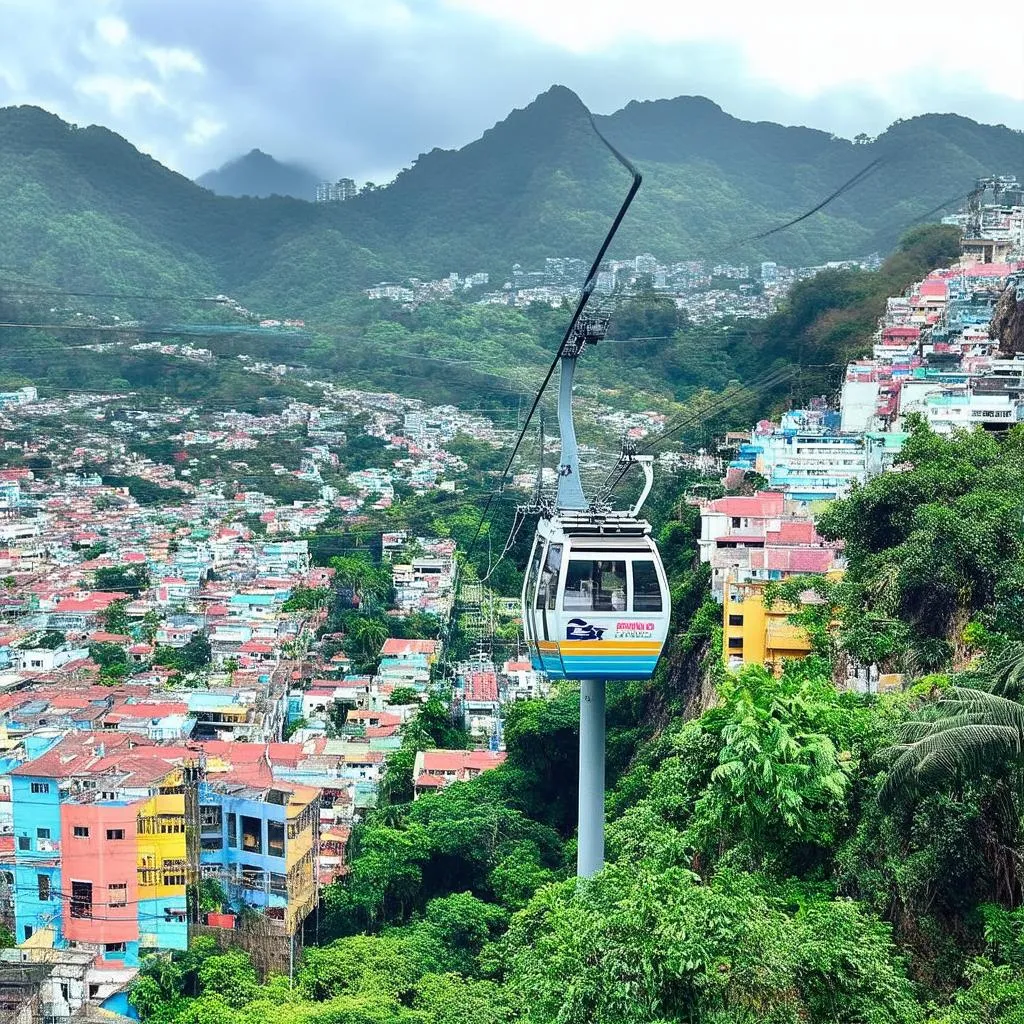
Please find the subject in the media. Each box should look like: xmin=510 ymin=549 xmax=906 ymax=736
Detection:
xmin=0 ymin=85 xmax=1022 ymax=322
xmin=196 ymin=148 xmax=321 ymax=200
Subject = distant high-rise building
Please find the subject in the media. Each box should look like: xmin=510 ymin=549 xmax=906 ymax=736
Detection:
xmin=760 ymin=261 xmax=778 ymax=284
xmin=315 ymin=177 xmax=358 ymax=202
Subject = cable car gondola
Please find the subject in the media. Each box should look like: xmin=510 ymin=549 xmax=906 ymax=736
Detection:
xmin=522 ymin=497 xmax=669 ymax=683
xmin=519 ymin=303 xmax=670 ymax=685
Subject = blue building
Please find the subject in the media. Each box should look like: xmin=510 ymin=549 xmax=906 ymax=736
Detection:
xmin=197 ymin=778 xmax=318 ymax=938
xmin=10 ymin=770 xmax=64 ymax=945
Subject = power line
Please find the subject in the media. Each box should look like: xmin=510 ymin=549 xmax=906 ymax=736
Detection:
xmin=738 ymin=158 xmax=885 ymax=245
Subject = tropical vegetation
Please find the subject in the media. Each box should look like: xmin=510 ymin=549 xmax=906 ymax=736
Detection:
xmin=130 ymin=424 xmax=1024 ymax=1021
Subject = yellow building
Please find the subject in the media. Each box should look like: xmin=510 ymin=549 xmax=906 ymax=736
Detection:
xmin=136 ymin=768 xmax=188 ymax=949
xmin=722 ymin=579 xmax=814 ymax=673
xmin=283 ymin=786 xmax=318 ymax=935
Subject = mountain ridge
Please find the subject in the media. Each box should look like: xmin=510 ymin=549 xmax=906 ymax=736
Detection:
xmin=196 ymin=148 xmax=321 ymax=200
xmin=0 ymin=88 xmax=1021 ymax=321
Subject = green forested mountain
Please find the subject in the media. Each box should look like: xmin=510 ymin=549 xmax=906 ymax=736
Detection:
xmin=196 ymin=148 xmax=321 ymax=200
xmin=0 ymin=88 xmax=1021 ymax=322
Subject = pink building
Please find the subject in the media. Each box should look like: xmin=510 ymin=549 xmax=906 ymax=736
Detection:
xmin=412 ymin=749 xmax=507 ymax=798
xmin=698 ymin=492 xmax=843 ymax=600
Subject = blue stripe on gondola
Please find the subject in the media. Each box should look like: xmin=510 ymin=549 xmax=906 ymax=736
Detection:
xmin=537 ymin=653 xmax=660 ymax=681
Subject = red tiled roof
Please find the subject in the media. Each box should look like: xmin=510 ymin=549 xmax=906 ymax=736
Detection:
xmin=767 ymin=521 xmax=820 ymax=545
xmin=265 ymin=743 xmax=303 ymax=766
xmin=963 ymin=261 xmax=1023 ymax=278
xmin=418 ymin=749 xmax=506 ymax=773
xmin=380 ymin=638 xmax=437 ymax=657
xmin=347 ymin=710 xmax=402 ymax=726
xmin=465 ymin=671 xmax=498 ymax=703
xmin=364 ymin=725 xmax=400 ymax=738
xmin=705 ymin=492 xmax=785 ymax=518
xmin=54 ymin=592 xmax=131 ymax=613
xmin=11 ymin=732 xmax=161 ymax=778
xmin=88 ymin=632 xmax=132 ymax=645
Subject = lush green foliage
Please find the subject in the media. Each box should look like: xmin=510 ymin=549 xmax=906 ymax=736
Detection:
xmin=282 ymin=585 xmax=328 ymax=612
xmin=153 ymin=633 xmax=212 ymax=673
xmin=93 ymin=564 xmax=151 ymax=596
xmin=817 ymin=421 xmax=1024 ymax=668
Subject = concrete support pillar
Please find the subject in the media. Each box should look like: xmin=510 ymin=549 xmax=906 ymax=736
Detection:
xmin=577 ymin=678 xmax=606 ymax=878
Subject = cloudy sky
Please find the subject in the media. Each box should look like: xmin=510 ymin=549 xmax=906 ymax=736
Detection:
xmin=2 ymin=0 xmax=1023 ymax=182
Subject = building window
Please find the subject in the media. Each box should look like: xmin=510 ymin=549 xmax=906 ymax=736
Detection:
xmin=73 ymin=826 xmax=89 ymax=838
xmin=162 ymin=861 xmax=186 ymax=888
xmin=731 ymin=517 xmax=742 ymax=528
xmin=241 ymin=866 xmax=264 ymax=890
xmin=164 ymin=906 xmax=186 ymax=922
xmin=109 ymin=883 xmax=127 ymax=908
xmin=227 ymin=812 xmax=237 ymax=848
xmin=30 ymin=783 xmax=49 ymax=794
xmin=267 ymin=820 xmax=285 ymax=858
xmin=104 ymin=942 xmax=126 ymax=954
xmin=200 ymin=805 xmax=222 ymax=830
xmin=70 ymin=881 xmax=93 ymax=919
xmin=158 ymin=816 xmax=183 ymax=834
xmin=727 ymin=637 xmax=744 ymax=650
xmin=36 ymin=828 xmax=50 ymax=840
xmin=18 ymin=837 xmax=29 ymax=851
xmin=106 ymin=829 xmax=125 ymax=841
xmin=37 ymin=875 xmax=50 ymax=901
xmin=241 ymin=816 xmax=262 ymax=854
xmin=24 ymin=925 xmax=33 ymax=940
xmin=728 ymin=614 xmax=744 ymax=626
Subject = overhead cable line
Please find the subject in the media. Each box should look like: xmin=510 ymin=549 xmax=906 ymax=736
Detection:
xmin=464 ymin=113 xmax=643 ymax=561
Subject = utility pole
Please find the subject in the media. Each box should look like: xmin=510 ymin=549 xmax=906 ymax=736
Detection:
xmin=182 ymin=756 xmax=205 ymax=926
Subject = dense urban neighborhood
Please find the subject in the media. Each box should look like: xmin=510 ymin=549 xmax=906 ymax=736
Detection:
xmin=1 ymin=86 xmax=1024 ymax=1021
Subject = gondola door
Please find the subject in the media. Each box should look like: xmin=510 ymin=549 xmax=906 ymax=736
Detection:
xmin=522 ymin=536 xmax=544 ymax=669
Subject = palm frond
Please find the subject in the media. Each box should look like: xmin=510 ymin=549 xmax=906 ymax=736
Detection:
xmin=878 ymin=686 xmax=1024 ymax=806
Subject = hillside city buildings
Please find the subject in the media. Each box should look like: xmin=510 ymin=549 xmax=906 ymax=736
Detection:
xmin=0 ymin=364 xmax=557 ymax=1014
xmin=365 ymin=250 xmax=883 ymax=324
xmin=314 ymin=178 xmax=358 ymax=203
xmin=702 ymin=175 xmax=1024 ymax=683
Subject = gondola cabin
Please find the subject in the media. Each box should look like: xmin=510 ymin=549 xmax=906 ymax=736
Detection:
xmin=521 ymin=512 xmax=669 ymax=681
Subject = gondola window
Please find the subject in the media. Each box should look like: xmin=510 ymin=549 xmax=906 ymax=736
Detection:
xmin=631 ymin=560 xmax=663 ymax=612
xmin=563 ymin=560 xmax=627 ymax=612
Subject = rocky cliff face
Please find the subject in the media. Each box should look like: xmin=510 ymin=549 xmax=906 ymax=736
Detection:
xmin=990 ymin=276 xmax=1024 ymax=356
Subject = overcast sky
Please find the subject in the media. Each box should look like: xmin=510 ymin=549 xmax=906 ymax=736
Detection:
xmin=2 ymin=0 xmax=1023 ymax=182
